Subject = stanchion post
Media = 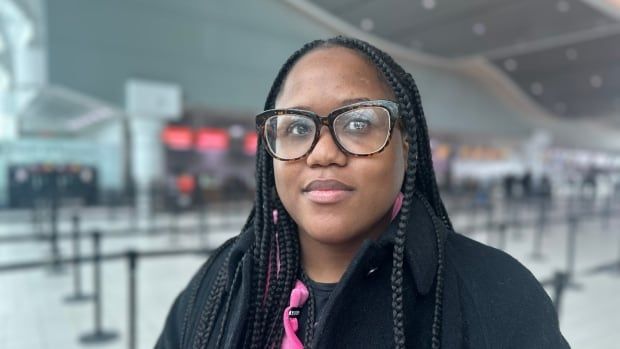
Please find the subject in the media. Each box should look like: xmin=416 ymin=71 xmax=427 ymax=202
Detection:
xmin=48 ymin=195 xmax=64 ymax=273
xmin=127 ymin=250 xmax=138 ymax=349
xmin=498 ymin=222 xmax=507 ymax=251
xmin=79 ymin=230 xmax=118 ymax=344
xmin=199 ymin=200 xmax=208 ymax=246
xmin=32 ymin=200 xmax=41 ymax=238
xmin=485 ymin=201 xmax=494 ymax=232
xmin=551 ymin=271 xmax=568 ymax=319
xmin=170 ymin=203 xmax=179 ymax=244
xmin=131 ymin=197 xmax=138 ymax=233
xmin=511 ymin=198 xmax=523 ymax=240
xmin=602 ymin=195 xmax=612 ymax=231
xmin=469 ymin=198 xmax=478 ymax=231
xmin=65 ymin=214 xmax=92 ymax=303
xmin=564 ymin=213 xmax=583 ymax=289
xmin=530 ymin=197 xmax=547 ymax=260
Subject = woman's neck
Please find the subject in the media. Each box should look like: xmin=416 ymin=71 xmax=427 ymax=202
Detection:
xmin=299 ymin=236 xmax=360 ymax=283
xmin=298 ymin=213 xmax=391 ymax=283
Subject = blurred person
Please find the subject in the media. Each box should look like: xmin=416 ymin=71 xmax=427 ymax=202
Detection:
xmin=522 ymin=170 xmax=532 ymax=199
xmin=156 ymin=37 xmax=569 ymax=348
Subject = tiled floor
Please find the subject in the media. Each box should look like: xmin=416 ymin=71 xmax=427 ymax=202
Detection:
xmin=0 ymin=197 xmax=618 ymax=348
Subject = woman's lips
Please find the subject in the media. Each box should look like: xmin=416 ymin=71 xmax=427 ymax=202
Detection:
xmin=303 ymin=179 xmax=354 ymax=204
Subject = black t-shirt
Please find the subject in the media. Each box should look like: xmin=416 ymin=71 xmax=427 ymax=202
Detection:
xmin=297 ymin=277 xmax=337 ymax=343
xmin=307 ymin=278 xmax=337 ymax=319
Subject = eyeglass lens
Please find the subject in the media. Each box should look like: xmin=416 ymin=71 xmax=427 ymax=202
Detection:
xmin=263 ymin=106 xmax=391 ymax=159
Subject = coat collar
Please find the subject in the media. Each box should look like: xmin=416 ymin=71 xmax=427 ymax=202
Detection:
xmin=377 ymin=191 xmax=448 ymax=295
xmin=231 ymin=191 xmax=448 ymax=296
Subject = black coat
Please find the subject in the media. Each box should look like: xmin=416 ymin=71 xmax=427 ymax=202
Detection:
xmin=156 ymin=193 xmax=570 ymax=348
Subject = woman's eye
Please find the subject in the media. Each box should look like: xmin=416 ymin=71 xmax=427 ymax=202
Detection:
xmin=345 ymin=119 xmax=370 ymax=131
xmin=287 ymin=122 xmax=311 ymax=136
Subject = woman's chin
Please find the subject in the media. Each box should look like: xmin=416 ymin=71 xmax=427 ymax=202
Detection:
xmin=300 ymin=223 xmax=365 ymax=246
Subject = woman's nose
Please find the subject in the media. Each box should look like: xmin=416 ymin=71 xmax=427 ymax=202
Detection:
xmin=305 ymin=126 xmax=347 ymax=167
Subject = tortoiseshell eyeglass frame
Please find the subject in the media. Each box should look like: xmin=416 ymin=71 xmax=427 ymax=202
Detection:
xmin=255 ymin=99 xmax=400 ymax=161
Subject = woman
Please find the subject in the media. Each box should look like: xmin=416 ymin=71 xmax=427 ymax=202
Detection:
xmin=157 ymin=36 xmax=569 ymax=349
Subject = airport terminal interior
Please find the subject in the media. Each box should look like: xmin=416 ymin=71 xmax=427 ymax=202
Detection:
xmin=1 ymin=0 xmax=619 ymax=348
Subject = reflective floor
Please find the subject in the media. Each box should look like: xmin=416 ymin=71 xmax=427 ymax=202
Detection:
xmin=0 ymin=197 xmax=618 ymax=349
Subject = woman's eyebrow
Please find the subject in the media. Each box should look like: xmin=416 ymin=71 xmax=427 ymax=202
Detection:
xmin=287 ymin=97 xmax=372 ymax=111
xmin=339 ymin=97 xmax=371 ymax=106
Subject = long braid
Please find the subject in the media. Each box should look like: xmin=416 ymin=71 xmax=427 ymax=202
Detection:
xmin=214 ymin=255 xmax=245 ymax=348
xmin=393 ymin=66 xmax=448 ymax=347
xmin=264 ymin=198 xmax=300 ymax=345
xmin=191 ymin=252 xmax=230 ymax=348
xmin=242 ymin=144 xmax=267 ymax=347
xmin=300 ymin=270 xmax=317 ymax=346
xmin=415 ymin=191 xmax=446 ymax=349
xmin=249 ymin=148 xmax=276 ymax=349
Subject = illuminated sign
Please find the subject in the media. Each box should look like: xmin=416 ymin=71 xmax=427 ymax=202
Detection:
xmin=244 ymin=132 xmax=258 ymax=155
xmin=162 ymin=126 xmax=193 ymax=150
xmin=195 ymin=128 xmax=230 ymax=151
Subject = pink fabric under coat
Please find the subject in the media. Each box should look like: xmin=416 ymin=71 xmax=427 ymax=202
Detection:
xmin=279 ymin=192 xmax=404 ymax=349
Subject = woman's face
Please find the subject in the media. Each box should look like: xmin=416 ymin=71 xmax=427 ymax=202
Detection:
xmin=273 ymin=46 xmax=408 ymax=247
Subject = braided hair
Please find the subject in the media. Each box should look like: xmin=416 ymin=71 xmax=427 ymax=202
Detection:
xmin=192 ymin=36 xmax=452 ymax=349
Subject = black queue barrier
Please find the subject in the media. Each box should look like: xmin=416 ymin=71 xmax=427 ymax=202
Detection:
xmin=564 ymin=213 xmax=583 ymax=290
xmin=497 ymin=222 xmax=508 ymax=251
xmin=602 ymin=195 xmax=612 ymax=231
xmin=31 ymin=200 xmax=44 ymax=239
xmin=530 ymin=197 xmax=549 ymax=261
xmin=65 ymin=214 xmax=92 ymax=303
xmin=510 ymin=199 xmax=523 ymax=241
xmin=548 ymin=271 xmax=569 ymax=318
xmin=169 ymin=204 xmax=179 ymax=244
xmin=127 ymin=250 xmax=138 ymax=349
xmin=48 ymin=196 xmax=64 ymax=274
xmin=199 ymin=201 xmax=209 ymax=246
xmin=0 ymin=244 xmax=212 ymax=348
xmin=485 ymin=201 xmax=494 ymax=232
xmin=79 ymin=231 xmax=119 ymax=344
xmin=0 ymin=197 xmax=254 ymax=246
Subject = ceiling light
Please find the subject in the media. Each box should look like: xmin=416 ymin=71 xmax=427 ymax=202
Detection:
xmin=530 ymin=82 xmax=544 ymax=96
xmin=556 ymin=1 xmax=571 ymax=12
xmin=565 ymin=48 xmax=578 ymax=61
xmin=503 ymin=59 xmax=518 ymax=71
xmin=590 ymin=74 xmax=603 ymax=88
xmin=472 ymin=22 xmax=486 ymax=36
xmin=422 ymin=0 xmax=436 ymax=10
xmin=360 ymin=18 xmax=374 ymax=32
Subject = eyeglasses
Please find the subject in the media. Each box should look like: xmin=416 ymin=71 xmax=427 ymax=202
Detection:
xmin=256 ymin=99 xmax=400 ymax=161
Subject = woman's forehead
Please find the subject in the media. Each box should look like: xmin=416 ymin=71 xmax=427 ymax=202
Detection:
xmin=276 ymin=47 xmax=394 ymax=109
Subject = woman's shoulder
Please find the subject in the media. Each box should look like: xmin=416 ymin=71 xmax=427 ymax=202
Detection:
xmin=155 ymin=229 xmax=253 ymax=348
xmin=445 ymin=231 xmax=549 ymax=308
xmin=444 ymin=232 xmax=569 ymax=348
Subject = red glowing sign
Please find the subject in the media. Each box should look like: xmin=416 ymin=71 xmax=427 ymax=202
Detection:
xmin=195 ymin=128 xmax=230 ymax=151
xmin=244 ymin=132 xmax=258 ymax=155
xmin=176 ymin=174 xmax=195 ymax=194
xmin=162 ymin=126 xmax=193 ymax=150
